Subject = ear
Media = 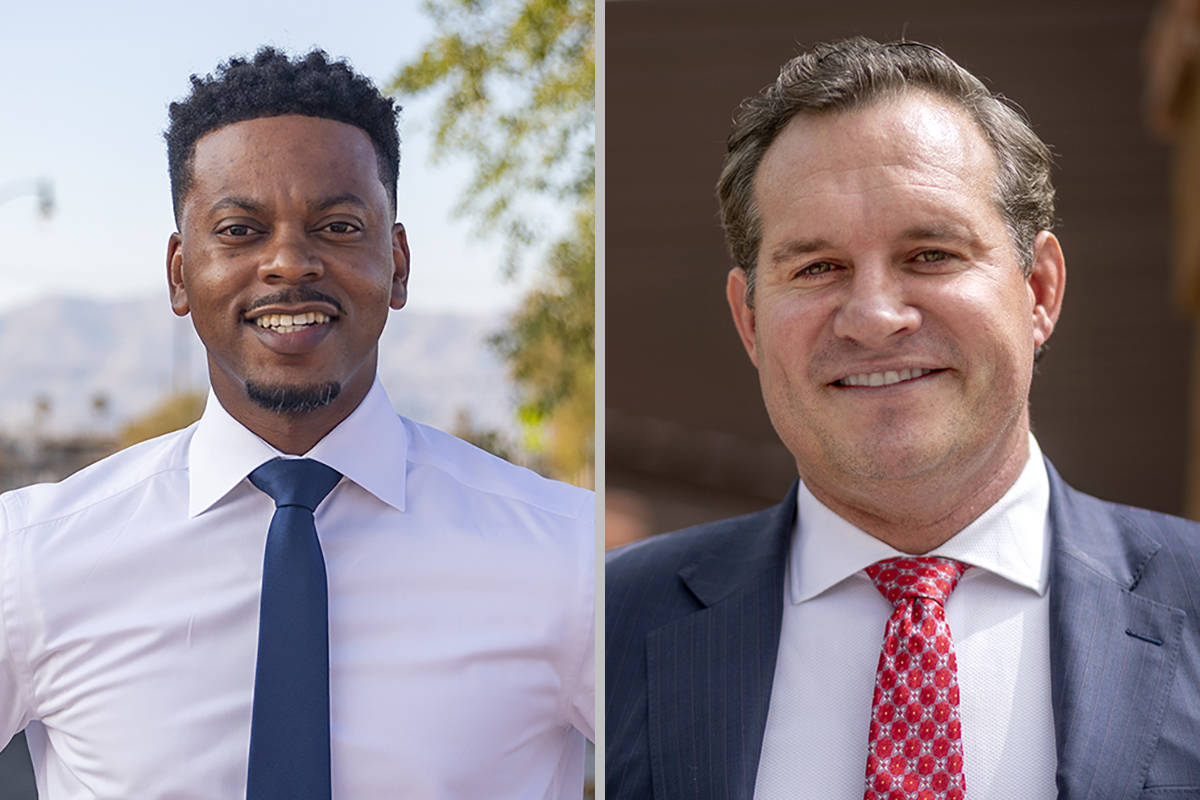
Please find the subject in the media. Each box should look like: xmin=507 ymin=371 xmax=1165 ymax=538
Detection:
xmin=1027 ymin=230 xmax=1066 ymax=349
xmin=390 ymin=223 xmax=410 ymax=310
xmin=726 ymin=266 xmax=759 ymax=367
xmin=166 ymin=232 xmax=190 ymax=317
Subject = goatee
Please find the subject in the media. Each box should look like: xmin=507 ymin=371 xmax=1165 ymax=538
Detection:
xmin=244 ymin=381 xmax=342 ymax=415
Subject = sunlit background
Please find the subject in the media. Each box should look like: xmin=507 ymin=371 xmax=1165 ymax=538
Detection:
xmin=0 ymin=0 xmax=594 ymax=795
xmin=0 ymin=2 xmax=532 ymax=312
xmin=0 ymin=0 xmax=581 ymax=458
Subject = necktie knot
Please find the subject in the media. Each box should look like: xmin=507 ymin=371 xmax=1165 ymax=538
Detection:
xmin=249 ymin=458 xmax=342 ymax=512
xmin=866 ymin=556 xmax=969 ymax=609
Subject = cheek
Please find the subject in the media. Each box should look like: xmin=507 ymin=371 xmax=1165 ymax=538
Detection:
xmin=178 ymin=262 xmax=234 ymax=327
xmin=181 ymin=240 xmax=246 ymax=292
xmin=361 ymin=274 xmax=395 ymax=314
xmin=344 ymin=270 xmax=397 ymax=334
xmin=755 ymin=299 xmax=826 ymax=372
xmin=931 ymin=276 xmax=1033 ymax=352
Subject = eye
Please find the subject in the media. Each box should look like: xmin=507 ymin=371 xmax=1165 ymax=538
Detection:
xmin=913 ymin=250 xmax=950 ymax=263
xmin=218 ymin=223 xmax=258 ymax=237
xmin=794 ymin=261 xmax=841 ymax=279
xmin=322 ymin=220 xmax=362 ymax=234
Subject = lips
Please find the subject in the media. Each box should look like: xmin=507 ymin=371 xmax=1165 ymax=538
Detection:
xmin=243 ymin=304 xmax=339 ymax=354
xmin=244 ymin=298 xmax=339 ymax=328
xmin=834 ymin=367 xmax=941 ymax=387
xmin=252 ymin=310 xmax=332 ymax=334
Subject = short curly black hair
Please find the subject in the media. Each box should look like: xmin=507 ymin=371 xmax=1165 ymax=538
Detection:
xmin=165 ymin=46 xmax=400 ymax=224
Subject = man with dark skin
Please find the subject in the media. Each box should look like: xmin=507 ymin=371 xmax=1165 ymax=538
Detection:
xmin=167 ymin=112 xmax=409 ymax=455
xmin=0 ymin=48 xmax=593 ymax=799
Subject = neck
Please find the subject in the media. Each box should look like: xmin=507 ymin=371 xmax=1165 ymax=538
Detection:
xmin=207 ymin=351 xmax=379 ymax=455
xmin=236 ymin=404 xmax=357 ymax=455
xmin=212 ymin=381 xmax=373 ymax=456
xmin=802 ymin=426 xmax=1031 ymax=554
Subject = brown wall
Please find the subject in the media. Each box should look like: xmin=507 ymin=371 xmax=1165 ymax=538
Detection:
xmin=606 ymin=0 xmax=1191 ymax=543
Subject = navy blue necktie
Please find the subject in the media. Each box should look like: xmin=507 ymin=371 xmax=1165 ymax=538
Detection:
xmin=245 ymin=458 xmax=342 ymax=800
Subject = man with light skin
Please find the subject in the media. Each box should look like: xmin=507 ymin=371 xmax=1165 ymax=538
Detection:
xmin=606 ymin=38 xmax=1200 ymax=799
xmin=0 ymin=48 xmax=593 ymax=799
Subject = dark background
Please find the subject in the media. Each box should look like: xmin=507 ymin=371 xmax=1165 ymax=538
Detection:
xmin=605 ymin=0 xmax=1191 ymax=542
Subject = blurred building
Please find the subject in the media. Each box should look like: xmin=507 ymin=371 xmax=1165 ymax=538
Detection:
xmin=606 ymin=1 xmax=1188 ymax=542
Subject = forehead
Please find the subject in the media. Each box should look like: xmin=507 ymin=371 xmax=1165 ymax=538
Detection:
xmin=184 ymin=114 xmax=385 ymax=211
xmin=752 ymin=91 xmax=1001 ymax=241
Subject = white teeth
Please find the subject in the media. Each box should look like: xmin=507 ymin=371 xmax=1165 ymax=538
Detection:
xmin=253 ymin=311 xmax=332 ymax=331
xmin=839 ymin=368 xmax=933 ymax=387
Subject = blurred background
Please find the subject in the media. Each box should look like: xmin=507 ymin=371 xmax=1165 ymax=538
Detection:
xmin=605 ymin=0 xmax=1200 ymax=548
xmin=0 ymin=0 xmax=593 ymax=795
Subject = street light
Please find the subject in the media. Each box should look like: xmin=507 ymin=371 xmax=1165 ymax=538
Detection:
xmin=0 ymin=177 xmax=55 ymax=219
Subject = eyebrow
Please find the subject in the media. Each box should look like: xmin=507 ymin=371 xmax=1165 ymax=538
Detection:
xmin=206 ymin=193 xmax=371 ymax=216
xmin=766 ymin=224 xmax=980 ymax=265
xmin=899 ymin=224 xmax=976 ymax=245
xmin=310 ymin=193 xmax=370 ymax=213
xmin=208 ymin=196 xmax=266 ymax=216
xmin=767 ymin=237 xmax=836 ymax=265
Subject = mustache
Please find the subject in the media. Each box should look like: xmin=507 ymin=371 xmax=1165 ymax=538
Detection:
xmin=244 ymin=287 xmax=345 ymax=316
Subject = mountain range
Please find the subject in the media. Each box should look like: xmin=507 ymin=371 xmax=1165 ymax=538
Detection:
xmin=0 ymin=294 xmax=516 ymax=440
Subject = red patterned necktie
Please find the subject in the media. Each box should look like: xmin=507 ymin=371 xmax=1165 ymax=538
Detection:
xmin=864 ymin=557 xmax=970 ymax=800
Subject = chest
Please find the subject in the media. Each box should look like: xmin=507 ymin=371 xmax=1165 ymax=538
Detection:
xmin=16 ymin=510 xmax=573 ymax=798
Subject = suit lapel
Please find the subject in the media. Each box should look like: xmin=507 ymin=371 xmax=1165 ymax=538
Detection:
xmin=645 ymin=486 xmax=796 ymax=800
xmin=1046 ymin=463 xmax=1186 ymax=799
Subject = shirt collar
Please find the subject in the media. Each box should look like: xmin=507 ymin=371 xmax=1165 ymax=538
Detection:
xmin=789 ymin=434 xmax=1050 ymax=604
xmin=187 ymin=377 xmax=408 ymax=517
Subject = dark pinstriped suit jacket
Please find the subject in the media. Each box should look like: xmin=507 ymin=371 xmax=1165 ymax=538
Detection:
xmin=606 ymin=461 xmax=1200 ymax=799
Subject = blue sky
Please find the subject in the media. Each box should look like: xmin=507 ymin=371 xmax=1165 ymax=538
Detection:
xmin=0 ymin=0 xmax=535 ymax=315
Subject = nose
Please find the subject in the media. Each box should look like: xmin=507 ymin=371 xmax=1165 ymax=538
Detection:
xmin=832 ymin=262 xmax=921 ymax=348
xmin=257 ymin=227 xmax=324 ymax=283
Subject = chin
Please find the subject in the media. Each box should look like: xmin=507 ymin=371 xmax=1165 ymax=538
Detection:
xmin=244 ymin=380 xmax=342 ymax=415
xmin=817 ymin=427 xmax=958 ymax=483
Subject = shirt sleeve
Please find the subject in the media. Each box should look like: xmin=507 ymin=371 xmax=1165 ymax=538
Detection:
xmin=562 ymin=493 xmax=595 ymax=742
xmin=0 ymin=493 xmax=34 ymax=745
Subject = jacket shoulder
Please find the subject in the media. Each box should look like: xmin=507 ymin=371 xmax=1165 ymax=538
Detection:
xmin=605 ymin=501 xmax=790 ymax=640
xmin=1100 ymin=498 xmax=1200 ymax=589
xmin=1051 ymin=473 xmax=1200 ymax=607
xmin=607 ymin=506 xmax=780 ymax=588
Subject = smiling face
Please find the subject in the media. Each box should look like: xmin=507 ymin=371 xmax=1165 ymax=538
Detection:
xmin=726 ymin=91 xmax=1064 ymax=525
xmin=168 ymin=114 xmax=408 ymax=445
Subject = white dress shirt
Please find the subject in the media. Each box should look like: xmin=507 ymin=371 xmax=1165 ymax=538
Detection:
xmin=0 ymin=378 xmax=594 ymax=799
xmin=754 ymin=434 xmax=1057 ymax=799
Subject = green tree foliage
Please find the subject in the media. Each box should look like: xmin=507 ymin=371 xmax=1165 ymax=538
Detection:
xmin=391 ymin=0 xmax=594 ymax=486
xmin=493 ymin=205 xmax=593 ymax=483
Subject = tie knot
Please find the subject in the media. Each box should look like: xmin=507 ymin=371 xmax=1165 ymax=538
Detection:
xmin=248 ymin=458 xmax=342 ymax=512
xmin=865 ymin=556 xmax=968 ymax=608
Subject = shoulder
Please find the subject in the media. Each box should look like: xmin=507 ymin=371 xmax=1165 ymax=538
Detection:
xmin=607 ymin=505 xmax=779 ymax=584
xmin=399 ymin=415 xmax=593 ymax=527
xmin=1050 ymin=468 xmax=1200 ymax=555
xmin=605 ymin=502 xmax=788 ymax=633
xmin=1105 ymin=497 xmax=1200 ymax=543
xmin=1093 ymin=494 xmax=1200 ymax=576
xmin=1050 ymin=471 xmax=1200 ymax=605
xmin=0 ymin=425 xmax=193 ymax=535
